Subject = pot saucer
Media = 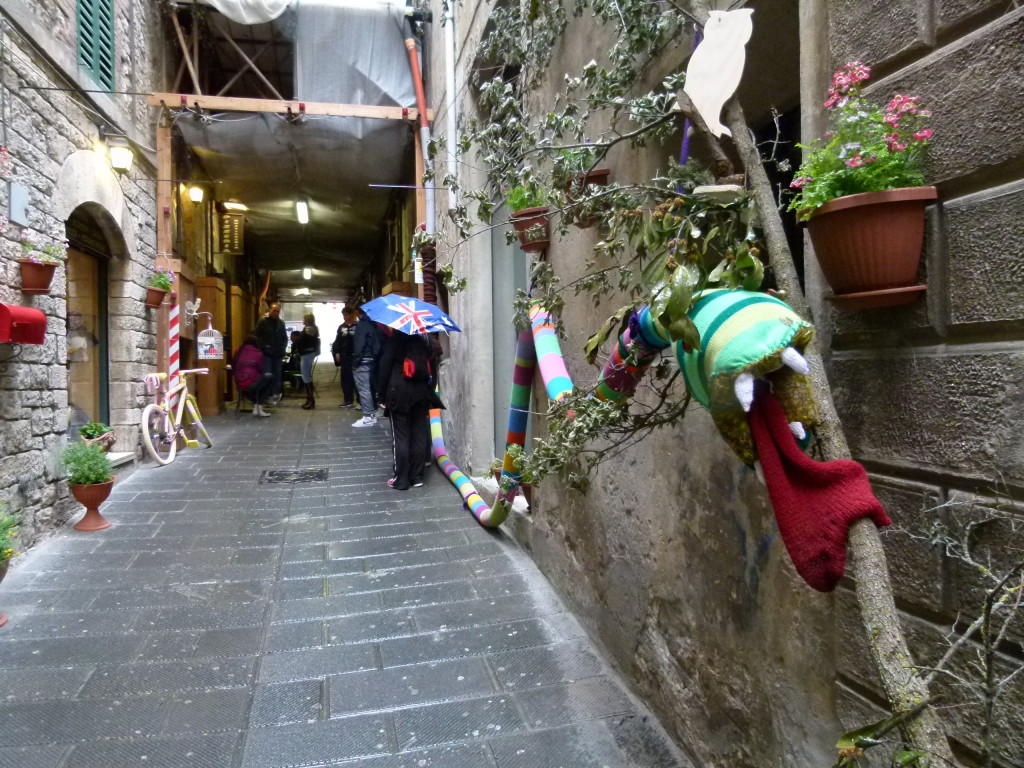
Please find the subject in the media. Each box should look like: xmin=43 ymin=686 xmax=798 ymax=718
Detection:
xmin=827 ymin=284 xmax=926 ymax=309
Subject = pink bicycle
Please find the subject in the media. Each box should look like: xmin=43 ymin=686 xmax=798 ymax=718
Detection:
xmin=141 ymin=368 xmax=213 ymax=465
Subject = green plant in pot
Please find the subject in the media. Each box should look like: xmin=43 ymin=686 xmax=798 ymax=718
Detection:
xmin=61 ymin=442 xmax=115 ymax=532
xmin=506 ymin=183 xmax=550 ymax=253
xmin=79 ymin=421 xmax=116 ymax=452
xmin=0 ymin=503 xmax=16 ymax=628
xmin=555 ymin=144 xmax=612 ymax=228
xmin=145 ymin=266 xmax=174 ymax=308
xmin=18 ymin=231 xmax=66 ymax=294
xmin=788 ymin=60 xmax=936 ymax=308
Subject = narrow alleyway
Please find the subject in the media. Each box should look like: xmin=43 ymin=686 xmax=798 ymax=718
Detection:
xmin=0 ymin=367 xmax=687 ymax=768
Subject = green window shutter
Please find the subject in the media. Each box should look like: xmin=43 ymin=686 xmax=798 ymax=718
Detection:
xmin=77 ymin=0 xmax=115 ymax=91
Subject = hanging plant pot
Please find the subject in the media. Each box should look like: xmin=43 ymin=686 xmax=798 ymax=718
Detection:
xmin=18 ymin=259 xmax=58 ymax=295
xmin=145 ymin=287 xmax=167 ymax=309
xmin=565 ymin=168 xmax=611 ymax=229
xmin=70 ymin=478 xmax=115 ymax=531
xmin=806 ymin=187 xmax=937 ymax=308
xmin=519 ymin=481 xmax=532 ymax=510
xmin=510 ymin=206 xmax=550 ymax=253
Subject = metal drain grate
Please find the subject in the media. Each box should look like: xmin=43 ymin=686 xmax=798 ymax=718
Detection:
xmin=259 ymin=468 xmax=329 ymax=484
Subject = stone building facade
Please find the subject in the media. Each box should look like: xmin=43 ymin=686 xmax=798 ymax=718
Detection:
xmin=0 ymin=0 xmax=164 ymax=546
xmin=427 ymin=0 xmax=1024 ymax=765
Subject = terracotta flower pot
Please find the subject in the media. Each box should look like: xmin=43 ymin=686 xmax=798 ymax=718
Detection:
xmin=18 ymin=259 xmax=58 ymax=295
xmin=565 ymin=168 xmax=611 ymax=229
xmin=82 ymin=432 xmax=117 ymax=452
xmin=145 ymin=287 xmax=167 ymax=309
xmin=70 ymin=478 xmax=115 ymax=531
xmin=520 ymin=482 xmax=532 ymax=509
xmin=510 ymin=206 xmax=550 ymax=253
xmin=0 ymin=560 xmax=8 ymax=629
xmin=806 ymin=186 xmax=937 ymax=307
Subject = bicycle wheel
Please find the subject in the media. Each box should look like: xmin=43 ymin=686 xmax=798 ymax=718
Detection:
xmin=141 ymin=403 xmax=177 ymax=465
xmin=184 ymin=395 xmax=213 ymax=447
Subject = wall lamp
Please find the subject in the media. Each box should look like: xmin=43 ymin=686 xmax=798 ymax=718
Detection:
xmin=295 ymin=199 xmax=309 ymax=225
xmin=189 ymin=186 xmax=205 ymax=203
xmin=99 ymin=126 xmax=134 ymax=174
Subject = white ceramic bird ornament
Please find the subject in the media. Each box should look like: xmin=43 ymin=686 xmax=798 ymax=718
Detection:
xmin=682 ymin=8 xmax=755 ymax=138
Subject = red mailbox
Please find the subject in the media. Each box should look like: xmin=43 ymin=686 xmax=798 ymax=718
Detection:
xmin=0 ymin=304 xmax=47 ymax=345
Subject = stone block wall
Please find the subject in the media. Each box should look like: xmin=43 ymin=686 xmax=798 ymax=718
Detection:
xmin=0 ymin=1 xmax=163 ymax=547
xmin=819 ymin=2 xmax=1024 ymax=765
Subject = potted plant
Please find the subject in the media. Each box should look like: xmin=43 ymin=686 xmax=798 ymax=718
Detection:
xmin=556 ymin=145 xmax=611 ymax=228
xmin=145 ymin=266 xmax=174 ymax=308
xmin=0 ymin=504 xmax=17 ymax=628
xmin=61 ymin=442 xmax=115 ymax=531
xmin=788 ymin=61 xmax=936 ymax=308
xmin=490 ymin=457 xmax=503 ymax=483
xmin=18 ymin=232 xmax=66 ymax=295
xmin=79 ymin=421 xmax=117 ymax=452
xmin=507 ymin=183 xmax=550 ymax=253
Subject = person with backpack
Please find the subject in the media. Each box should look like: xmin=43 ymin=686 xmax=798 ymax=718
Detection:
xmin=351 ymin=308 xmax=382 ymax=427
xmin=376 ymin=331 xmax=444 ymax=490
xmin=232 ymin=335 xmax=274 ymax=417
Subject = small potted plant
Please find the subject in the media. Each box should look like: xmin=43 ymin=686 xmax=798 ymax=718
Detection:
xmin=788 ymin=61 xmax=936 ymax=308
xmin=61 ymin=442 xmax=115 ymax=531
xmin=79 ymin=421 xmax=116 ymax=452
xmin=146 ymin=266 xmax=175 ymax=309
xmin=556 ymin=144 xmax=611 ymax=228
xmin=18 ymin=231 xmax=66 ymax=294
xmin=506 ymin=183 xmax=550 ymax=253
xmin=490 ymin=457 xmax=503 ymax=484
xmin=0 ymin=504 xmax=17 ymax=628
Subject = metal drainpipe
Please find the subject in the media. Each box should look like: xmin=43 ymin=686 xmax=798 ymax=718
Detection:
xmin=404 ymin=32 xmax=437 ymax=303
xmin=444 ymin=7 xmax=458 ymax=214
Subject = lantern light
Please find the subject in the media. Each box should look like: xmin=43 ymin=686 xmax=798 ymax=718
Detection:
xmin=106 ymin=135 xmax=134 ymax=174
xmin=189 ymin=186 xmax=204 ymax=203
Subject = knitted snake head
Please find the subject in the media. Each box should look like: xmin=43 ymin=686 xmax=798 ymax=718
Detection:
xmin=675 ymin=289 xmax=818 ymax=465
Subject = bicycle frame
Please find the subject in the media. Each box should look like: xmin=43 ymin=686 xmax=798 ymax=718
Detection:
xmin=145 ymin=368 xmax=208 ymax=432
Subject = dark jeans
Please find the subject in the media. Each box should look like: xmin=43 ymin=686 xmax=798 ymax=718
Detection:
xmin=242 ymin=373 xmax=274 ymax=405
xmin=339 ymin=355 xmax=355 ymax=404
xmin=390 ymin=404 xmax=429 ymax=489
xmin=264 ymin=355 xmax=284 ymax=397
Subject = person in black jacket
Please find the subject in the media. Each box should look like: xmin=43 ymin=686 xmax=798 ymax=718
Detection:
xmin=254 ymin=302 xmax=288 ymax=404
xmin=351 ymin=309 xmax=382 ymax=427
xmin=294 ymin=312 xmax=321 ymax=409
xmin=376 ymin=331 xmax=443 ymax=490
xmin=331 ymin=306 xmax=358 ymax=408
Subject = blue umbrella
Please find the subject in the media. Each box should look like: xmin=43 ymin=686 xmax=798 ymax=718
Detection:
xmin=360 ymin=294 xmax=461 ymax=335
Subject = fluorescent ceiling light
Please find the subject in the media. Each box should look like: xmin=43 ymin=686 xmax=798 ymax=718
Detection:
xmin=189 ymin=186 xmax=204 ymax=203
xmin=222 ymin=201 xmax=248 ymax=211
xmin=303 ymin=267 xmax=312 ymax=280
xmin=296 ymin=199 xmax=309 ymax=224
xmin=295 ymin=287 xmax=310 ymax=296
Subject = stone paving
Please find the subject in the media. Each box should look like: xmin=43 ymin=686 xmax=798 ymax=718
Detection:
xmin=0 ymin=372 xmax=688 ymax=768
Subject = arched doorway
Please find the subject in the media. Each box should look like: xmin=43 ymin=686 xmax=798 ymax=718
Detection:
xmin=64 ymin=204 xmax=129 ymax=436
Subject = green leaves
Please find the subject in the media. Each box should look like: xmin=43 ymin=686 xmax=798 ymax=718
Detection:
xmin=585 ymin=305 xmax=633 ymax=365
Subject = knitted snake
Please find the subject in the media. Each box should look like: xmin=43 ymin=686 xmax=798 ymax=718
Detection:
xmin=594 ymin=306 xmax=672 ymax=402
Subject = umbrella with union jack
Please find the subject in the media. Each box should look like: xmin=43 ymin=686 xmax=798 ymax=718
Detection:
xmin=360 ymin=294 xmax=461 ymax=335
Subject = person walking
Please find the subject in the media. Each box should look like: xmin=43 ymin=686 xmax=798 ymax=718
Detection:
xmin=294 ymin=311 xmax=321 ymax=409
xmin=331 ymin=307 xmax=358 ymax=409
xmin=376 ymin=331 xmax=443 ymax=489
xmin=351 ymin=308 xmax=381 ymax=427
xmin=232 ymin=335 xmax=274 ymax=417
xmin=254 ymin=302 xmax=287 ymax=405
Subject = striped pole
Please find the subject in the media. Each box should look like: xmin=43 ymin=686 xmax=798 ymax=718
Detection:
xmin=167 ymin=294 xmax=180 ymax=406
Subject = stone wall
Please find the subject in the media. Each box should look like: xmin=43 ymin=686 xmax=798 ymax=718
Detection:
xmin=429 ymin=0 xmax=1024 ymax=765
xmin=0 ymin=1 xmax=163 ymax=547
xmin=817 ymin=2 xmax=1024 ymax=765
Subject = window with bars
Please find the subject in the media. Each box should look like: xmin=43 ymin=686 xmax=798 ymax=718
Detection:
xmin=77 ymin=0 xmax=115 ymax=91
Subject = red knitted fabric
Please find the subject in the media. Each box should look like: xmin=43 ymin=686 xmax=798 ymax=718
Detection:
xmin=749 ymin=390 xmax=891 ymax=592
